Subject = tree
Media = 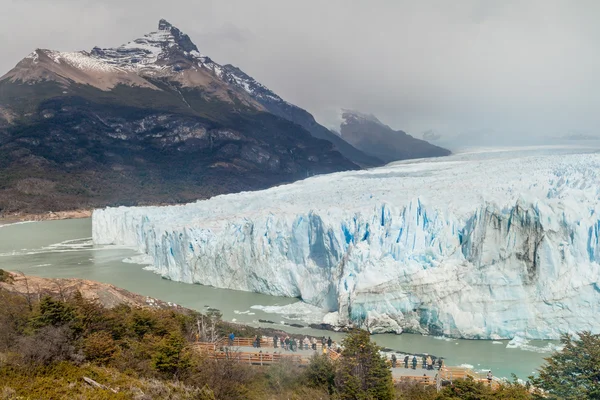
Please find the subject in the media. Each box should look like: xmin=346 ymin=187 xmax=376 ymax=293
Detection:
xmin=152 ymin=333 xmax=190 ymax=376
xmin=83 ymin=331 xmax=118 ymax=364
xmin=335 ymin=329 xmax=395 ymax=400
xmin=304 ymin=354 xmax=336 ymax=394
xmin=131 ymin=309 xmax=159 ymax=338
xmin=530 ymin=331 xmax=600 ymax=400
xmin=32 ymin=296 xmax=76 ymax=328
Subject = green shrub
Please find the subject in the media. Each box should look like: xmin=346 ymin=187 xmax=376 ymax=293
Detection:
xmin=152 ymin=333 xmax=190 ymax=376
xmin=304 ymin=354 xmax=335 ymax=394
xmin=82 ymin=331 xmax=118 ymax=364
xmin=0 ymin=270 xmax=13 ymax=284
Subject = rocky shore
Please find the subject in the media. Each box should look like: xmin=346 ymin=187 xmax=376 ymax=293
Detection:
xmin=0 ymin=209 xmax=92 ymax=225
xmin=0 ymin=270 xmax=178 ymax=310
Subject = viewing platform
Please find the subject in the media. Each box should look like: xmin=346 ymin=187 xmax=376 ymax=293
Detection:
xmin=194 ymin=337 xmax=501 ymax=390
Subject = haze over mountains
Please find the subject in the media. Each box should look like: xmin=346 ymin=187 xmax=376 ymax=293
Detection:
xmin=0 ymin=20 xmax=447 ymax=214
xmin=338 ymin=110 xmax=451 ymax=163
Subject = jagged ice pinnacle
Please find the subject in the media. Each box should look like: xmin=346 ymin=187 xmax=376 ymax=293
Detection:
xmin=92 ymin=147 xmax=600 ymax=339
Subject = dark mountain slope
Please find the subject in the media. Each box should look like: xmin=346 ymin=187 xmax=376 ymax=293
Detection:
xmin=220 ymin=65 xmax=383 ymax=167
xmin=0 ymin=21 xmax=358 ymax=214
xmin=340 ymin=110 xmax=451 ymax=163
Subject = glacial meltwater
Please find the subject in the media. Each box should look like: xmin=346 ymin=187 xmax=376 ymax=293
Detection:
xmin=0 ymin=218 xmax=557 ymax=379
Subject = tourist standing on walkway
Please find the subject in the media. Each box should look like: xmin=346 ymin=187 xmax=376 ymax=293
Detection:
xmin=391 ymin=354 xmax=397 ymax=368
xmin=280 ymin=337 xmax=284 ymax=349
xmin=487 ymin=371 xmax=493 ymax=386
xmin=403 ymin=355 xmax=409 ymax=368
xmin=327 ymin=337 xmax=332 ymax=349
xmin=426 ymin=355 xmax=433 ymax=370
xmin=303 ymin=337 xmax=310 ymax=350
xmin=311 ymin=337 xmax=317 ymax=351
xmin=437 ymin=358 xmax=443 ymax=370
xmin=228 ymin=332 xmax=235 ymax=346
xmin=273 ymin=335 xmax=278 ymax=348
xmin=412 ymin=356 xmax=417 ymax=369
xmin=284 ymin=336 xmax=290 ymax=351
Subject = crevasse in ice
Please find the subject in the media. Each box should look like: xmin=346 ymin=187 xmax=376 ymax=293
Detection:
xmin=92 ymin=147 xmax=600 ymax=339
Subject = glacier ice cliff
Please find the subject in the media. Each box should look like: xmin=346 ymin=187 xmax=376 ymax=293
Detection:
xmin=93 ymin=147 xmax=600 ymax=339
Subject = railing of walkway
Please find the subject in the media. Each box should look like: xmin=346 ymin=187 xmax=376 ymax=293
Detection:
xmin=194 ymin=337 xmax=341 ymax=364
xmin=196 ymin=338 xmax=501 ymax=391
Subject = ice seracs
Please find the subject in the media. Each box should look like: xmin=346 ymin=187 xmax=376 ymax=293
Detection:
xmin=92 ymin=147 xmax=600 ymax=339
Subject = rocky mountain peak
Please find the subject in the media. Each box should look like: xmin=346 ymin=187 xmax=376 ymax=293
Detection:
xmin=341 ymin=109 xmax=385 ymax=127
xmin=339 ymin=109 xmax=451 ymax=163
xmin=87 ymin=20 xmax=205 ymax=73
xmin=158 ymin=19 xmax=173 ymax=31
xmin=156 ymin=19 xmax=198 ymax=53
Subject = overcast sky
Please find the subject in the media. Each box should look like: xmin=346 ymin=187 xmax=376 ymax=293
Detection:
xmin=2 ymin=0 xmax=599 ymax=146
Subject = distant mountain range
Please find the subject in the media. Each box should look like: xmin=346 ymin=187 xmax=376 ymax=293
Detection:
xmin=0 ymin=20 xmax=447 ymax=214
xmin=339 ymin=110 xmax=451 ymax=163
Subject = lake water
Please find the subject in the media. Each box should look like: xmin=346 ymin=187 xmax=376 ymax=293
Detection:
xmin=0 ymin=218 xmax=557 ymax=379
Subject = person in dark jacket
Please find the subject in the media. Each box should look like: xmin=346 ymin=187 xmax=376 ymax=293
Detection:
xmin=391 ymin=354 xmax=397 ymax=368
xmin=273 ymin=335 xmax=278 ymax=348
xmin=327 ymin=337 xmax=333 ymax=349
xmin=284 ymin=337 xmax=290 ymax=351
xmin=412 ymin=356 xmax=418 ymax=369
xmin=404 ymin=355 xmax=409 ymax=368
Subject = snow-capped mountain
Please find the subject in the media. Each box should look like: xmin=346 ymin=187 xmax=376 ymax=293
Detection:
xmin=340 ymin=109 xmax=451 ymax=163
xmin=1 ymin=20 xmax=381 ymax=167
xmin=93 ymin=146 xmax=600 ymax=340
xmin=0 ymin=20 xmax=365 ymax=214
xmin=2 ymin=20 xmax=267 ymax=109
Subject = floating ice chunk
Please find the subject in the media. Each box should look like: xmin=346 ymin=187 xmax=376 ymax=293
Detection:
xmin=123 ymin=254 xmax=154 ymax=265
xmin=251 ymin=302 xmax=327 ymax=325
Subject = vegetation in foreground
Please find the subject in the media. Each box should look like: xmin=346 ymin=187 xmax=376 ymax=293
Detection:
xmin=0 ymin=269 xmax=596 ymax=399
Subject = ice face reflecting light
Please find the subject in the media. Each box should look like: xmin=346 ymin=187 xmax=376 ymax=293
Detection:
xmin=93 ymin=146 xmax=600 ymax=339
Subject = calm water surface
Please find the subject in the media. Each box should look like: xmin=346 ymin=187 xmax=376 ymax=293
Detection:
xmin=0 ymin=218 xmax=556 ymax=378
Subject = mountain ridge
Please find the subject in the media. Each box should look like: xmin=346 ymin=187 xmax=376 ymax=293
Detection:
xmin=340 ymin=109 xmax=451 ymax=163
xmin=0 ymin=20 xmax=366 ymax=214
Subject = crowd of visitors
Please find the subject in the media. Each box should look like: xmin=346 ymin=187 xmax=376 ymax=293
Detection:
xmin=229 ymin=333 xmax=450 ymax=374
xmin=268 ymin=334 xmax=341 ymax=353
xmin=388 ymin=353 xmax=444 ymax=370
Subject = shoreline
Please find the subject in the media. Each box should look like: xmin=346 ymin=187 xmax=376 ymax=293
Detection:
xmin=0 ymin=209 xmax=92 ymax=226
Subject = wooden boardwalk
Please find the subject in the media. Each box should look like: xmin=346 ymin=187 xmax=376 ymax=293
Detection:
xmin=194 ymin=337 xmax=341 ymax=366
xmin=194 ymin=337 xmax=499 ymax=390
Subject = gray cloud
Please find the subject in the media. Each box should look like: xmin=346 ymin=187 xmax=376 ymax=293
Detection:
xmin=2 ymin=0 xmax=599 ymax=148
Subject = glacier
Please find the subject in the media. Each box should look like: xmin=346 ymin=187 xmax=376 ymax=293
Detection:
xmin=92 ymin=147 xmax=600 ymax=339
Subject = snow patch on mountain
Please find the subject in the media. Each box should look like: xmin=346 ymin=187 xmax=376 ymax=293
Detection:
xmin=341 ymin=109 xmax=385 ymax=127
xmin=45 ymin=50 xmax=123 ymax=73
